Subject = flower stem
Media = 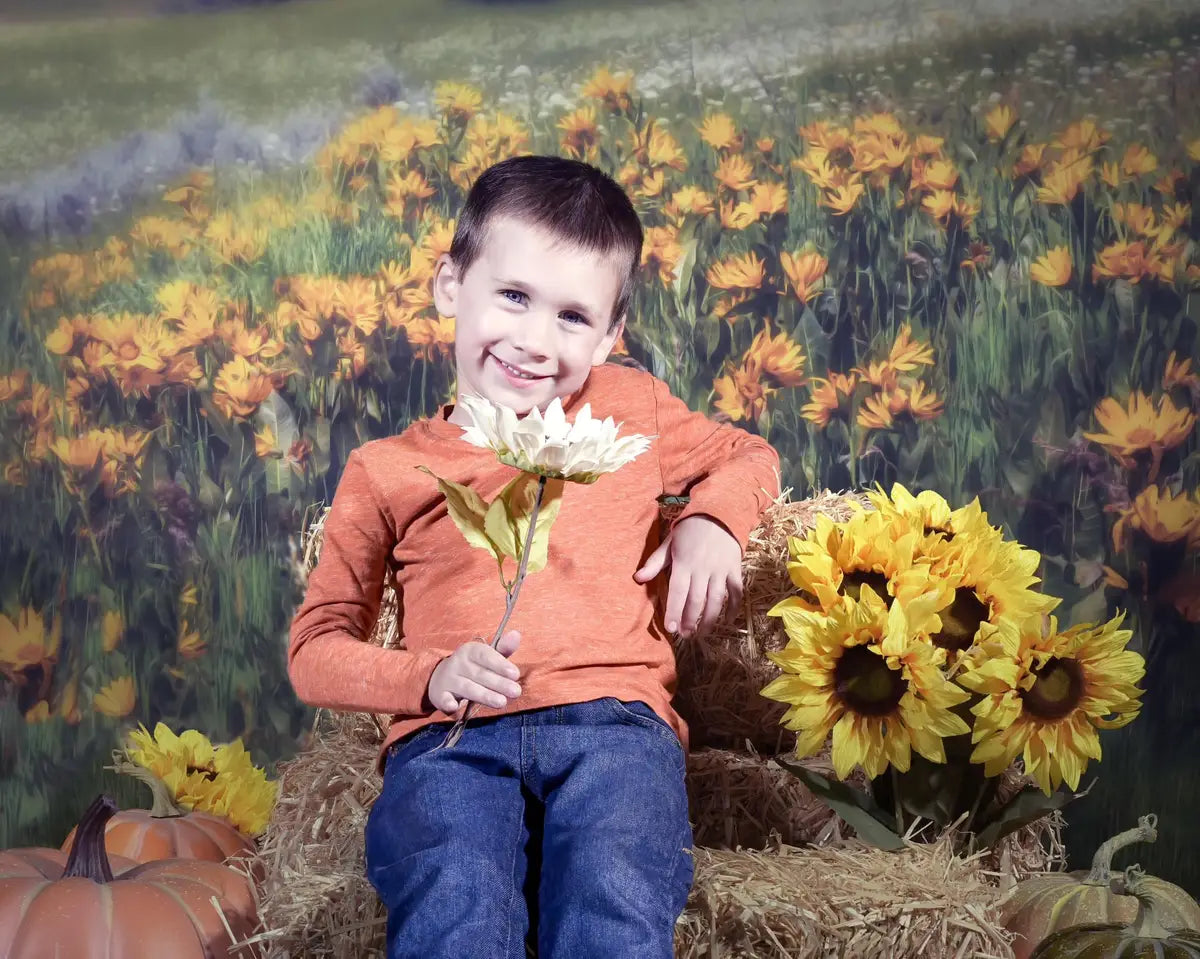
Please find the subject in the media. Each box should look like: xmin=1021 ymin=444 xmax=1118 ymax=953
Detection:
xmin=439 ymin=474 xmax=548 ymax=749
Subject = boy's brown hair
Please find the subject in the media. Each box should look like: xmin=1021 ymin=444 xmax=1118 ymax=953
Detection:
xmin=448 ymin=155 xmax=644 ymax=332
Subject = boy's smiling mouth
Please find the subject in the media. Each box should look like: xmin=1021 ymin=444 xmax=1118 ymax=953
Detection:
xmin=491 ymin=353 xmax=552 ymax=384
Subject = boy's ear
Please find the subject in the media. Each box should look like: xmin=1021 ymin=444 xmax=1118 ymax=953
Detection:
xmin=432 ymin=254 xmax=459 ymax=317
xmin=591 ymin=314 xmax=625 ymax=366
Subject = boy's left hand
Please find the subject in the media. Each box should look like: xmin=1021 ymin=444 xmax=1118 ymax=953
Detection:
xmin=633 ymin=515 xmax=744 ymax=638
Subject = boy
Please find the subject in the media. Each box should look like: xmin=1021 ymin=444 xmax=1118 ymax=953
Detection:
xmin=288 ymin=155 xmax=781 ymax=959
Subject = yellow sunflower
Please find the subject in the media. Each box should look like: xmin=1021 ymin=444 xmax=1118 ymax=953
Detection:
xmin=125 ymin=723 xmax=278 ymax=835
xmin=770 ymin=508 xmax=949 ymax=616
xmin=958 ymin=615 xmax=1144 ymax=793
xmin=763 ymin=589 xmax=970 ymax=779
xmin=923 ymin=512 xmax=1061 ymax=662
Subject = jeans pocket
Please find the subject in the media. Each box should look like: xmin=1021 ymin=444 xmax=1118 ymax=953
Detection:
xmin=606 ymin=698 xmax=684 ymax=755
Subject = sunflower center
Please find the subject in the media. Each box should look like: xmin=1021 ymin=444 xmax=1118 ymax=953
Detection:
xmin=842 ymin=570 xmax=892 ymax=606
xmin=932 ymin=587 xmax=989 ymax=650
xmin=834 ymin=645 xmax=906 ymax=716
xmin=1126 ymin=427 xmax=1156 ymax=447
xmin=186 ymin=763 xmax=219 ymax=781
xmin=1021 ymin=657 xmax=1085 ymax=720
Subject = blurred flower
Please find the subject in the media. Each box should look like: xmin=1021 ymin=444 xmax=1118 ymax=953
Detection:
xmin=94 ymin=676 xmax=136 ymax=718
xmin=1162 ymin=352 xmax=1200 ymax=395
xmin=821 ymin=181 xmax=866 ymax=215
xmin=713 ymin=154 xmax=757 ymax=192
xmin=0 ymin=606 xmax=61 ymax=679
xmin=1120 ymin=143 xmax=1158 ymax=177
xmin=641 ymin=225 xmax=683 ymax=286
xmin=558 ymin=106 xmax=600 ymax=161
xmin=706 ymin=251 xmax=765 ymax=291
xmin=1013 ymin=143 xmax=1047 ymax=177
xmin=212 ymin=356 xmax=274 ymax=419
xmin=984 ymin=105 xmax=1017 ymax=141
xmin=745 ymin=324 xmax=806 ymax=387
xmin=697 ymin=113 xmax=741 ymax=152
xmin=714 ymin=358 xmax=775 ymax=424
xmin=1031 ymin=246 xmax=1073 ymax=286
xmin=433 ymin=82 xmax=483 ymax=124
xmin=101 ymin=610 xmax=124 ymax=654
xmin=580 ymin=66 xmax=634 ymax=112
xmin=1110 ymin=485 xmax=1200 ymax=552
xmin=801 ymin=373 xmax=858 ymax=428
xmin=178 ymin=620 xmax=207 ymax=660
xmin=25 ymin=701 xmax=51 ymax=724
xmin=1083 ymin=390 xmax=1195 ymax=478
xmin=780 ymin=250 xmax=827 ymax=304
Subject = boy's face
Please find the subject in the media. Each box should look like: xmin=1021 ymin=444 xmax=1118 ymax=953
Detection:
xmin=432 ymin=215 xmax=627 ymax=419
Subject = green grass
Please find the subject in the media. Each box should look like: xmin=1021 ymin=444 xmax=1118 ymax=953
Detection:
xmin=3 ymin=0 xmax=1198 ymax=183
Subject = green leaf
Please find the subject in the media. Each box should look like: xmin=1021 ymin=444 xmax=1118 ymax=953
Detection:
xmin=775 ymin=757 xmax=907 ymax=851
xmin=673 ymin=236 xmax=699 ymax=304
xmin=254 ymin=391 xmax=300 ymax=496
xmin=415 ymin=466 xmax=502 ymax=561
xmin=974 ymin=784 xmax=1078 ymax=849
xmin=891 ymin=754 xmax=970 ymax=827
xmin=483 ymin=474 xmax=565 ymax=574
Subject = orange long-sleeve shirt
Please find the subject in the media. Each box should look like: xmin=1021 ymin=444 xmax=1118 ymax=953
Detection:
xmin=288 ymin=362 xmax=781 ymax=773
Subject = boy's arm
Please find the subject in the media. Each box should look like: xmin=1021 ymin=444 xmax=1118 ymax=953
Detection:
xmin=651 ymin=375 xmax=782 ymax=552
xmin=288 ymin=449 xmax=444 ymax=716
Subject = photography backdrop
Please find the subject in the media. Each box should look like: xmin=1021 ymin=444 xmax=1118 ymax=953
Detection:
xmin=1 ymin=0 xmax=1198 ymax=892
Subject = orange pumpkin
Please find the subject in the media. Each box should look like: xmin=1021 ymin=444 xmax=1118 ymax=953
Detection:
xmin=1004 ymin=814 xmax=1200 ymax=959
xmin=0 ymin=794 xmax=262 ymax=959
xmin=60 ymin=759 xmax=255 ymax=870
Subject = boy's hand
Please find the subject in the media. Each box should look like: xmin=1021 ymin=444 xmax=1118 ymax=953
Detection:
xmin=633 ymin=516 xmax=743 ymax=638
xmin=427 ymin=630 xmax=522 ymax=713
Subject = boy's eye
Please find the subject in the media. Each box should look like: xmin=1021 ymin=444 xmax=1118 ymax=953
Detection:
xmin=500 ymin=289 xmax=527 ymax=305
xmin=561 ymin=312 xmax=588 ymax=326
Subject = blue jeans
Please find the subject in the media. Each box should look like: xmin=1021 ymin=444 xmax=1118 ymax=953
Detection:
xmin=364 ymin=696 xmax=694 ymax=959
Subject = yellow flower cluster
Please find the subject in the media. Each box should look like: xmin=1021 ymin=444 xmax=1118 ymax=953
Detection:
xmin=762 ymin=484 xmax=1144 ymax=793
xmin=126 ymin=722 xmax=278 ymax=836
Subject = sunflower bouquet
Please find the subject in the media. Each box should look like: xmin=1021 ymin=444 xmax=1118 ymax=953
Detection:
xmin=761 ymin=484 xmax=1146 ymax=852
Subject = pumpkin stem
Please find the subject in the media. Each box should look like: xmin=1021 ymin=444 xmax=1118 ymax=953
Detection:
xmin=108 ymin=756 xmax=186 ymax=819
xmin=1117 ymin=864 xmax=1175 ymax=939
xmin=62 ymin=795 xmax=118 ymax=883
xmin=1084 ymin=813 xmax=1157 ymax=884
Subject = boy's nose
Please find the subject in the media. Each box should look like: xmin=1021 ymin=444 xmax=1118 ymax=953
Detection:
xmin=510 ymin=313 xmax=555 ymax=362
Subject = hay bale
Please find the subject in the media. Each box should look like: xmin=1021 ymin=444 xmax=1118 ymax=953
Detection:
xmin=669 ymin=490 xmax=870 ymax=751
xmin=239 ymin=713 xmax=387 ymax=959
xmin=241 ymin=714 xmax=1062 ymax=958
xmin=687 ymin=745 xmax=863 ymax=850
xmin=676 ymin=836 xmax=1018 ymax=959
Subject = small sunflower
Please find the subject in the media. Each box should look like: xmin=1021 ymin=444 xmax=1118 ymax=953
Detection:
xmin=125 ymin=723 xmax=278 ymax=835
xmin=763 ymin=589 xmax=970 ymax=779
xmin=959 ymin=614 xmax=1144 ymax=794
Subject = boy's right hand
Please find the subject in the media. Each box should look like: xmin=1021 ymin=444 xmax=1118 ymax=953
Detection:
xmin=426 ymin=630 xmax=522 ymax=713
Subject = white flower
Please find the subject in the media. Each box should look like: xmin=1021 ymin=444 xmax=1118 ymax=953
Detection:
xmin=456 ymin=393 xmax=654 ymax=484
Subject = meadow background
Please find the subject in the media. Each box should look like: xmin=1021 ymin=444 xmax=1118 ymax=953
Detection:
xmin=2 ymin=0 xmax=1198 ymax=891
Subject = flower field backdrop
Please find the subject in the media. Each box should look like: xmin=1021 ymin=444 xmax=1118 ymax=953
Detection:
xmin=2 ymin=0 xmax=1199 ymax=891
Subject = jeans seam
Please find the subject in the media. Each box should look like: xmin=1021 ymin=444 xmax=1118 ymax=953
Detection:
xmin=502 ymin=782 xmax=523 ymax=959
